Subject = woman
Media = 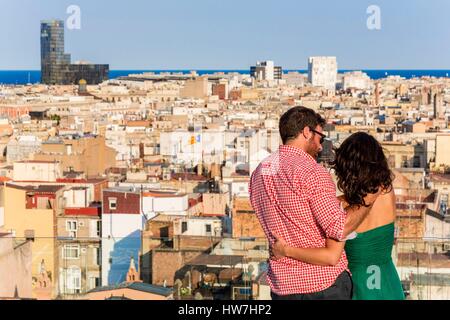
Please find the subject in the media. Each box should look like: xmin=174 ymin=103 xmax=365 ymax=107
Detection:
xmin=271 ymin=132 xmax=405 ymax=300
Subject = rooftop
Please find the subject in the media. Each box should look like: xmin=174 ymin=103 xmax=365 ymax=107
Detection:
xmin=410 ymin=273 xmax=450 ymax=286
xmin=430 ymin=174 xmax=450 ymax=183
xmin=397 ymin=252 xmax=450 ymax=268
xmin=88 ymin=282 xmax=173 ymax=297
xmin=6 ymin=183 xmax=64 ymax=193
xmin=143 ymin=190 xmax=187 ymax=198
xmin=147 ymin=214 xmax=183 ymax=223
xmin=103 ymin=187 xmax=141 ymax=194
xmin=187 ymin=254 xmax=244 ymax=266
xmin=171 ymin=173 xmax=208 ymax=182
xmin=14 ymin=160 xmax=60 ymax=164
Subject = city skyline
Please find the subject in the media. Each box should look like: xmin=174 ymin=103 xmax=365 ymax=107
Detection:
xmin=1 ymin=0 xmax=450 ymax=70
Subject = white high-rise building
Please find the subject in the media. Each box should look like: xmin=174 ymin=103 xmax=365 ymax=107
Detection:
xmin=250 ymin=61 xmax=282 ymax=81
xmin=308 ymin=56 xmax=338 ymax=90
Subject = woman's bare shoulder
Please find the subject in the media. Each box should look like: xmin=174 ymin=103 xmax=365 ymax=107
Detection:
xmin=371 ymin=187 xmax=396 ymax=218
xmin=381 ymin=187 xmax=396 ymax=203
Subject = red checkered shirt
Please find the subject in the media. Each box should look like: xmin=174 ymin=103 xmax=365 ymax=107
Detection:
xmin=249 ymin=145 xmax=348 ymax=295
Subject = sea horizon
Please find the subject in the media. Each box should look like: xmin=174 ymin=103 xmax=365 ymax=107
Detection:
xmin=1 ymin=69 xmax=450 ymax=85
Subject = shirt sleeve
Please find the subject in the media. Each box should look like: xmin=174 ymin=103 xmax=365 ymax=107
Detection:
xmin=301 ymin=166 xmax=347 ymax=241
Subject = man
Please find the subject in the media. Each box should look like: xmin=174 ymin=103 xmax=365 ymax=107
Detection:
xmin=249 ymin=106 xmax=379 ymax=300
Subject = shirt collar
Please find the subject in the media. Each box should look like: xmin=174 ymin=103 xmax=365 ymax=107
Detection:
xmin=279 ymin=144 xmax=316 ymax=162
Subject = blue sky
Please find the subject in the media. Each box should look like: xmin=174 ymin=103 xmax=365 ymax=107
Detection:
xmin=0 ymin=0 xmax=449 ymax=70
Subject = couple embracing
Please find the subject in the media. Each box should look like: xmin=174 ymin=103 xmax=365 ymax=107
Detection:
xmin=249 ymin=106 xmax=405 ymax=300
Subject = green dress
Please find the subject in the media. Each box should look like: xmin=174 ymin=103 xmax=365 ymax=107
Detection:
xmin=344 ymin=223 xmax=405 ymax=300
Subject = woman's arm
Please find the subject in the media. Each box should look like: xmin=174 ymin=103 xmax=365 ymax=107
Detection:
xmin=271 ymin=234 xmax=346 ymax=266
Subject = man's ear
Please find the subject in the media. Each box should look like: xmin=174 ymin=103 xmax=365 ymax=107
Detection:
xmin=303 ymin=126 xmax=312 ymax=140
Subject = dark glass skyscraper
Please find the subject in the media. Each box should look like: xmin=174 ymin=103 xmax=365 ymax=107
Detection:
xmin=40 ymin=20 xmax=109 ymax=85
xmin=40 ymin=20 xmax=71 ymax=84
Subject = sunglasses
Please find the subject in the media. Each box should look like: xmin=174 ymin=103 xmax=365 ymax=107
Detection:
xmin=310 ymin=128 xmax=327 ymax=144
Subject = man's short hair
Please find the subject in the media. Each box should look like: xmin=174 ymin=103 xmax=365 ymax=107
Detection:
xmin=279 ymin=106 xmax=326 ymax=144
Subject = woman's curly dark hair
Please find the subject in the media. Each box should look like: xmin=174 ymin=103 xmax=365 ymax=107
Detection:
xmin=331 ymin=132 xmax=394 ymax=207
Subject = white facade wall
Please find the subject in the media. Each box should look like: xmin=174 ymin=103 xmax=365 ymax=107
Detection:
xmin=424 ymin=139 xmax=436 ymax=166
xmin=125 ymin=126 xmax=148 ymax=133
xmin=118 ymin=182 xmax=161 ymax=189
xmin=227 ymin=113 xmax=260 ymax=121
xmin=424 ymin=214 xmax=450 ymax=241
xmin=153 ymin=195 xmax=188 ymax=212
xmin=105 ymin=129 xmax=128 ymax=161
xmin=174 ymin=218 xmax=222 ymax=237
xmin=6 ymin=136 xmax=42 ymax=164
xmin=235 ymin=129 xmax=279 ymax=176
xmin=101 ymin=213 xmax=145 ymax=285
xmin=142 ymin=195 xmax=189 ymax=218
xmin=231 ymin=181 xmax=250 ymax=197
xmin=253 ymin=61 xmax=275 ymax=81
xmin=63 ymin=189 xmax=90 ymax=208
xmin=13 ymin=162 xmax=62 ymax=182
xmin=160 ymin=131 xmax=226 ymax=167
xmin=308 ymin=56 xmax=337 ymax=90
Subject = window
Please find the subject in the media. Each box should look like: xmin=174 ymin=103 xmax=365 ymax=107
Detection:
xmin=402 ymin=155 xmax=408 ymax=168
xmin=89 ymin=220 xmax=100 ymax=239
xmin=93 ymin=247 xmax=101 ymax=266
xmin=88 ymin=277 xmax=100 ymax=290
xmin=66 ymin=221 xmax=77 ymax=238
xmin=63 ymin=245 xmax=80 ymax=260
xmin=66 ymin=266 xmax=81 ymax=291
xmin=109 ymin=198 xmax=117 ymax=210
xmin=205 ymin=224 xmax=212 ymax=233
xmin=413 ymin=156 xmax=421 ymax=168
xmin=181 ymin=222 xmax=188 ymax=233
xmin=238 ymin=287 xmax=251 ymax=295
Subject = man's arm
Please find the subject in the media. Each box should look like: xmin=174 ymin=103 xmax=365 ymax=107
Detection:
xmin=272 ymin=236 xmax=345 ymax=266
